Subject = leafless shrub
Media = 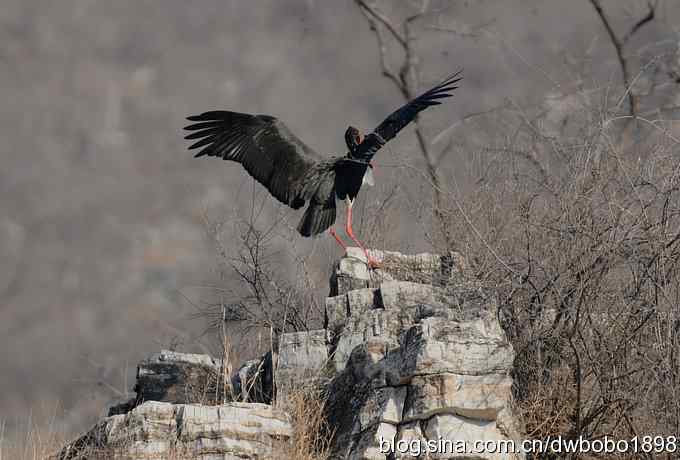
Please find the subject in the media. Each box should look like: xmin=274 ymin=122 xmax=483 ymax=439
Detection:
xmin=1 ymin=410 xmax=67 ymax=460
xmin=282 ymin=383 xmax=335 ymax=460
xmin=428 ymin=96 xmax=680 ymax=457
xmin=352 ymin=4 xmax=679 ymax=456
xmin=197 ymin=208 xmax=325 ymax=339
xmin=355 ymin=0 xmax=467 ymax=249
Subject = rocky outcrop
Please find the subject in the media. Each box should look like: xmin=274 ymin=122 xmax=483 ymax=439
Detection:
xmin=58 ymin=401 xmax=291 ymax=460
xmin=107 ymin=350 xmax=230 ymax=416
xmin=320 ymin=248 xmax=522 ymax=460
xmin=232 ymin=351 xmax=275 ymax=404
xmin=136 ymin=350 xmax=228 ymax=406
xmin=56 ymin=248 xmax=523 ymax=460
xmin=275 ymin=329 xmax=330 ymax=405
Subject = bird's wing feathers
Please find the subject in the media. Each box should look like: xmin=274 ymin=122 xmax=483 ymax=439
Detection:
xmin=184 ymin=111 xmax=325 ymax=208
xmin=355 ymin=71 xmax=462 ymax=160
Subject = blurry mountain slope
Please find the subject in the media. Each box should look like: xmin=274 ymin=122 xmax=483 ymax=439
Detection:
xmin=1 ymin=0 xmax=678 ymax=441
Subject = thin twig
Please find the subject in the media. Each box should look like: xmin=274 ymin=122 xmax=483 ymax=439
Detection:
xmin=354 ymin=0 xmax=406 ymax=46
xmin=356 ymin=0 xmax=456 ymax=248
xmin=588 ymin=0 xmax=657 ymax=118
xmin=427 ymin=19 xmax=496 ymax=38
xmin=358 ymin=8 xmax=403 ymax=93
xmin=621 ymin=0 xmax=657 ymax=46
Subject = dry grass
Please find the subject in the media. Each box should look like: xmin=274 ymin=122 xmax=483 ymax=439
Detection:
xmin=52 ymin=382 xmax=336 ymax=459
xmin=0 ymin=416 xmax=66 ymax=460
xmin=53 ymin=441 xmax=204 ymax=460
xmin=281 ymin=384 xmax=334 ymax=460
xmin=427 ymin=85 xmax=680 ymax=457
xmin=9 ymin=20 xmax=680 ymax=459
xmin=11 ymin=117 xmax=680 ymax=460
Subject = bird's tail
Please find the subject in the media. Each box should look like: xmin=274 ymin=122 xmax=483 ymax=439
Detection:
xmin=297 ymin=201 xmax=336 ymax=237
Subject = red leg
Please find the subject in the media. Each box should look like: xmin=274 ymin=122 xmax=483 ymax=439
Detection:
xmin=329 ymin=228 xmax=347 ymax=251
xmin=345 ymin=199 xmax=380 ymax=269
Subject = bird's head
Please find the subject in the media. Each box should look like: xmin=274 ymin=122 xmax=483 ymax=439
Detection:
xmin=344 ymin=126 xmax=364 ymax=154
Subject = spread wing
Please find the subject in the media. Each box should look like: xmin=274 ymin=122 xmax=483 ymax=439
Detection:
xmin=184 ymin=111 xmax=326 ymax=209
xmin=354 ymin=71 xmax=462 ymax=160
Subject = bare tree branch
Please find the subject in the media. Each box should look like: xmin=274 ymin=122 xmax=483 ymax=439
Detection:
xmin=622 ymin=0 xmax=657 ymax=46
xmin=589 ymin=0 xmax=634 ymax=116
xmin=588 ymin=0 xmax=658 ymax=118
xmin=356 ymin=5 xmax=404 ymax=94
xmin=355 ymin=0 xmax=406 ymax=47
xmin=355 ymin=0 xmax=458 ymax=248
xmin=427 ymin=19 xmax=496 ymax=39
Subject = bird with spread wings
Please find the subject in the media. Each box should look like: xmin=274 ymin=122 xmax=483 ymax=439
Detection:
xmin=184 ymin=71 xmax=461 ymax=268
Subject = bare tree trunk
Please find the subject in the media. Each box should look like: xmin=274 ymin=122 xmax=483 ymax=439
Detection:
xmin=355 ymin=0 xmax=455 ymax=249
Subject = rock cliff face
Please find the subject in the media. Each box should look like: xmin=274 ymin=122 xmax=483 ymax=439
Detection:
xmin=56 ymin=248 xmax=523 ymax=460
xmin=59 ymin=401 xmax=292 ymax=460
xmin=318 ymin=248 xmax=522 ymax=460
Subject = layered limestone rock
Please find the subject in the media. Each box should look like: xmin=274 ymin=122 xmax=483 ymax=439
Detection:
xmin=58 ymin=401 xmax=291 ymax=460
xmin=56 ymin=248 xmax=523 ymax=460
xmin=135 ymin=350 xmax=227 ymax=406
xmin=275 ymin=329 xmax=330 ymax=405
xmin=232 ymin=351 xmax=275 ymax=404
xmin=107 ymin=350 xmax=228 ymax=416
xmin=321 ymin=248 xmax=523 ymax=460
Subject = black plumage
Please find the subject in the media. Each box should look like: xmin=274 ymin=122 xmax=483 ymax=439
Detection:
xmin=353 ymin=71 xmax=462 ymax=161
xmin=184 ymin=71 xmax=461 ymax=244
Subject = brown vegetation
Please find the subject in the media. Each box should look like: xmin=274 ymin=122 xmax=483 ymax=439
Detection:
xmin=3 ymin=1 xmax=680 ymax=459
xmin=353 ymin=3 xmax=680 ymax=456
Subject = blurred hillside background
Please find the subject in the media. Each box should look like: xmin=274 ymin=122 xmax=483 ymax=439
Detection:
xmin=1 ymin=0 xmax=679 ymax=449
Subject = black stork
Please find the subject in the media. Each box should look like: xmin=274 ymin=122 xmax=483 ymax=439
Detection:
xmin=184 ymin=71 xmax=461 ymax=268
